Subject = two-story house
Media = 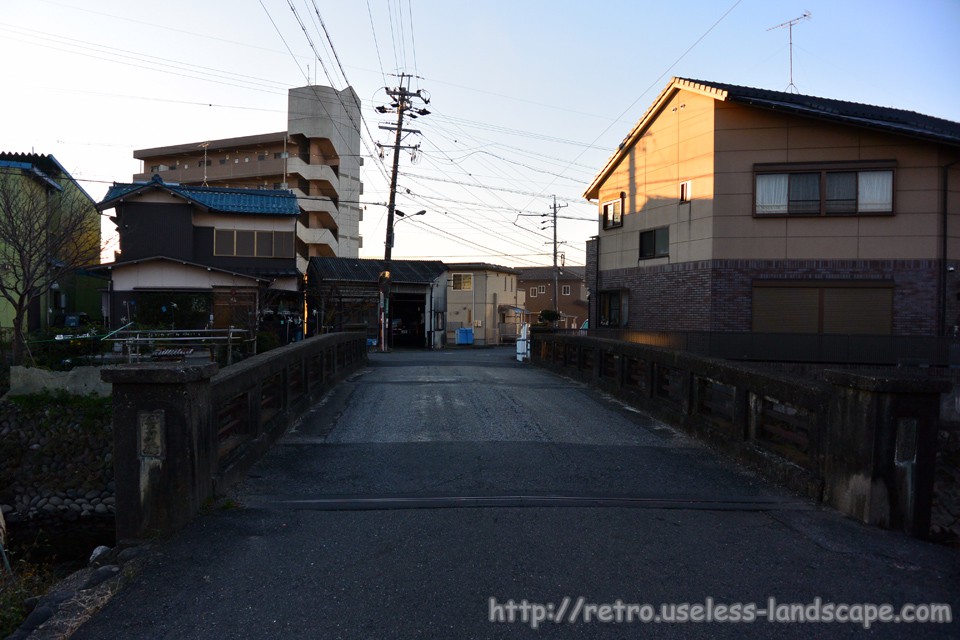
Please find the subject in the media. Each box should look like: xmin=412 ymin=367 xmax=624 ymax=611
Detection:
xmin=584 ymin=78 xmax=960 ymax=336
xmin=445 ymin=263 xmax=525 ymax=345
xmin=517 ymin=266 xmax=588 ymax=328
xmin=0 ymin=152 xmax=102 ymax=335
xmin=96 ymin=175 xmax=301 ymax=334
xmin=133 ymin=85 xmax=363 ymax=266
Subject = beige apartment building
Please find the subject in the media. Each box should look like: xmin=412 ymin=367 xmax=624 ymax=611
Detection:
xmin=133 ymin=85 xmax=362 ymax=271
xmin=584 ymin=77 xmax=960 ymax=336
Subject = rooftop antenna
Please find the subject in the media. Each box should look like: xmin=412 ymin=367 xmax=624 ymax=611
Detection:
xmin=768 ymin=11 xmax=811 ymax=93
xmin=198 ymin=142 xmax=209 ymax=186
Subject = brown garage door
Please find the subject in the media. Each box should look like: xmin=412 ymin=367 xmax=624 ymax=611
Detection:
xmin=752 ymin=283 xmax=893 ymax=334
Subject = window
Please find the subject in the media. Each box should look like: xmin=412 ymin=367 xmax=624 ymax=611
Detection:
xmin=599 ymin=291 xmax=624 ymax=327
xmin=274 ymin=152 xmax=288 ymax=159
xmin=755 ymin=164 xmax=894 ymax=216
xmin=639 ymin=227 xmax=669 ymax=259
xmin=602 ymin=197 xmax=623 ymax=229
xmin=214 ymin=229 xmax=234 ymax=256
xmin=529 ymin=287 xmax=537 ymax=298
xmin=198 ymin=160 xmax=211 ymax=167
xmin=562 ymin=285 xmax=571 ymax=296
xmin=680 ymin=180 xmax=692 ymax=203
xmin=219 ymin=158 xmax=227 ymax=165
xmin=538 ymin=285 xmax=546 ymax=294
xmin=257 ymin=153 xmax=267 ymax=161
xmin=236 ymin=230 xmax=255 ymax=256
xmin=452 ymin=273 xmax=473 ymax=291
xmin=214 ymin=230 xmax=295 ymax=258
xmin=752 ymin=281 xmax=893 ymax=334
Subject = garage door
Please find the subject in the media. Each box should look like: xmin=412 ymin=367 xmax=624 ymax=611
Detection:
xmin=752 ymin=283 xmax=893 ymax=334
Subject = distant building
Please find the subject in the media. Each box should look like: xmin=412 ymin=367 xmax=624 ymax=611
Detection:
xmin=96 ymin=176 xmax=301 ymax=335
xmin=133 ymin=85 xmax=363 ymax=269
xmin=584 ymin=77 xmax=960 ymax=335
xmin=444 ymin=263 xmax=526 ymax=345
xmin=517 ymin=266 xmax=587 ymax=328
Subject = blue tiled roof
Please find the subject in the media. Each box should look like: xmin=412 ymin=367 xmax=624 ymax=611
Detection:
xmin=100 ymin=175 xmax=299 ymax=215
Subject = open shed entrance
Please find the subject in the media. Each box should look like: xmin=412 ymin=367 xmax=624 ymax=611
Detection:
xmin=391 ymin=294 xmax=426 ymax=348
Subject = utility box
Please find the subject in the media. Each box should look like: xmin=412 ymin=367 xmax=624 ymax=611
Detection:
xmin=456 ymin=327 xmax=474 ymax=345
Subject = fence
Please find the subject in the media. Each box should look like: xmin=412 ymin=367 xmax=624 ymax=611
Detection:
xmin=559 ymin=329 xmax=958 ymax=367
xmin=102 ymin=331 xmax=367 ymax=540
xmin=530 ymin=331 xmax=948 ymax=538
xmin=103 ymin=327 xmax=253 ymax=365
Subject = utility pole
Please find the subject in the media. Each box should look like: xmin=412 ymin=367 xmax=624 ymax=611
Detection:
xmin=375 ymin=73 xmax=429 ymax=352
xmin=550 ymin=196 xmax=567 ymax=323
xmin=377 ymin=73 xmax=430 ymax=260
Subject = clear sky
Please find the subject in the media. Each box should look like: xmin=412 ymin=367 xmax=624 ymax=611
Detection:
xmin=2 ymin=0 xmax=958 ymax=267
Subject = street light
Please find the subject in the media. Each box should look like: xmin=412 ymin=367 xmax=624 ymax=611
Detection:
xmin=394 ymin=209 xmax=426 ymax=224
xmin=386 ymin=209 xmax=426 ymax=254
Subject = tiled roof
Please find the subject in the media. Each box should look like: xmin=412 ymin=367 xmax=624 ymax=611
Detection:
xmin=679 ymin=78 xmax=960 ymax=146
xmin=444 ymin=262 xmax=519 ymax=275
xmin=517 ymin=266 xmax=585 ymax=281
xmin=0 ymin=152 xmax=67 ymax=178
xmin=309 ymin=257 xmax=446 ymax=285
xmin=0 ymin=152 xmax=96 ymax=202
xmin=586 ymin=77 xmax=960 ymax=199
xmin=100 ymin=175 xmax=299 ymax=215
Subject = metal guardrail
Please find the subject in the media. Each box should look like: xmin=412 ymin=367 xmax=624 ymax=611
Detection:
xmin=102 ymin=328 xmax=252 ymax=365
xmin=552 ymin=329 xmax=958 ymax=367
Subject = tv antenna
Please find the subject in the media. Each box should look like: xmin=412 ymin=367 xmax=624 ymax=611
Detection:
xmin=768 ymin=11 xmax=811 ymax=93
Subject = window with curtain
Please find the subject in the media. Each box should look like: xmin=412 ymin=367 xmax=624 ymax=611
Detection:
xmin=755 ymin=166 xmax=893 ymax=216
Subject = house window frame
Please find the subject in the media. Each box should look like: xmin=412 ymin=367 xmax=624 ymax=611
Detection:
xmin=679 ymin=180 xmax=692 ymax=203
xmin=598 ymin=290 xmax=624 ymax=327
xmin=753 ymin=161 xmax=896 ymax=217
xmin=562 ymin=284 xmax=571 ymax=296
xmin=452 ymin=273 xmax=473 ymax=291
xmin=529 ymin=287 xmax=537 ymax=298
xmin=214 ymin=229 xmax=295 ymax=258
xmin=602 ymin=192 xmax=624 ymax=229
xmin=639 ymin=227 xmax=669 ymax=260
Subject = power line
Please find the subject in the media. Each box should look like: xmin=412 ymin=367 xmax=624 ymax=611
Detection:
xmin=366 ymin=0 xmax=388 ymax=85
xmin=519 ymin=0 xmax=744 ymax=211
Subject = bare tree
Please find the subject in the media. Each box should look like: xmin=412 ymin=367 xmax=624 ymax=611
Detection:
xmin=0 ymin=163 xmax=99 ymax=364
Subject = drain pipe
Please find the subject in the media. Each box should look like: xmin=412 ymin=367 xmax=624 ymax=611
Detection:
xmin=941 ymin=159 xmax=960 ymax=336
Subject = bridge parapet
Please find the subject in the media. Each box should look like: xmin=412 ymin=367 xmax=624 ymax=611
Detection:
xmin=102 ymin=332 xmax=367 ymax=541
xmin=530 ymin=332 xmax=948 ymax=538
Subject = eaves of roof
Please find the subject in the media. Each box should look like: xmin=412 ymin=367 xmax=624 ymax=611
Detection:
xmin=89 ymin=256 xmax=270 ymax=283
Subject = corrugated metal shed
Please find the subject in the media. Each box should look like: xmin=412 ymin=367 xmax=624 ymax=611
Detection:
xmin=309 ymin=257 xmax=446 ymax=285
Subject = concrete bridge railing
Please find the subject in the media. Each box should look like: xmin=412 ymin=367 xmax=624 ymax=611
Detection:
xmin=101 ymin=332 xmax=367 ymax=542
xmin=530 ymin=331 xmax=948 ymax=538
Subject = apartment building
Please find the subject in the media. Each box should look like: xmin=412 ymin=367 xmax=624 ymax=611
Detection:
xmin=133 ymin=85 xmax=362 ymax=270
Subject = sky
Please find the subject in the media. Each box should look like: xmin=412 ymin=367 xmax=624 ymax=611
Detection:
xmin=2 ymin=0 xmax=959 ymax=268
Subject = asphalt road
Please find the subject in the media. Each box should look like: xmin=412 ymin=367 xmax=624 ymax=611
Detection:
xmin=74 ymin=349 xmax=959 ymax=639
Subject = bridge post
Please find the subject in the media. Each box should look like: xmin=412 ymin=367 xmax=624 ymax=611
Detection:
xmin=823 ymin=371 xmax=949 ymax=537
xmin=101 ymin=362 xmax=219 ymax=542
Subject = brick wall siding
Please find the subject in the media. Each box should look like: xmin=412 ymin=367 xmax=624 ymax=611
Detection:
xmin=584 ymin=254 xmax=942 ymax=335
